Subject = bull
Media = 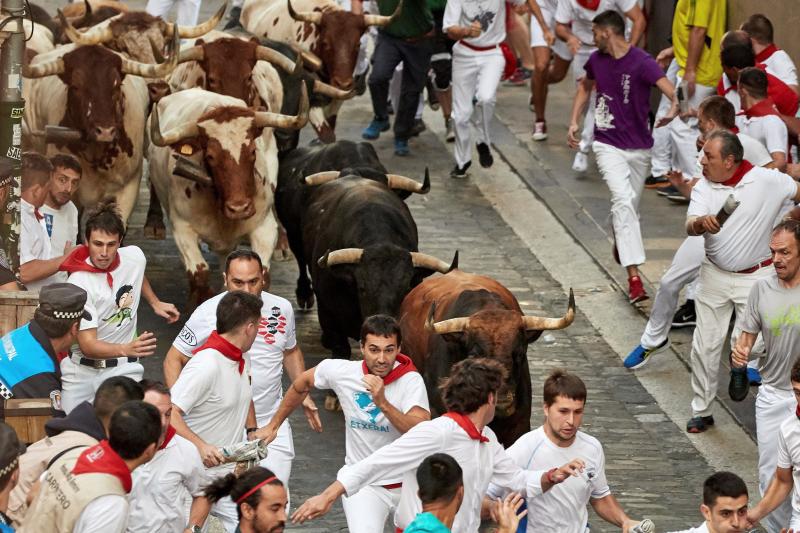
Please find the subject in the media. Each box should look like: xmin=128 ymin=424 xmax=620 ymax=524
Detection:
xmin=241 ymin=0 xmax=401 ymax=141
xmin=148 ymin=86 xmax=308 ymax=305
xmin=398 ymin=270 xmax=575 ymax=446
xmin=22 ymin=38 xmax=179 ymax=224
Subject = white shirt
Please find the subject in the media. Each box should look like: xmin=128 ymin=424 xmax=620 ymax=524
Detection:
xmin=74 ymin=494 xmax=129 ymax=533
xmin=40 ymin=201 xmax=78 ymax=285
xmin=762 ymin=49 xmax=799 ymax=87
xmin=173 ymin=290 xmax=296 ymax=425
xmin=687 ymin=166 xmax=798 ymax=271
xmin=314 ymin=359 xmax=429 ymax=485
xmin=127 ymin=434 xmax=209 ymax=533
xmin=68 ymin=246 xmax=146 ymax=358
xmin=442 ymin=0 xmax=524 ymax=48
xmin=20 ymin=199 xmax=53 ymax=292
xmin=537 ymin=0 xmax=558 ymax=11
xmin=555 ymin=0 xmax=637 ymax=46
xmin=777 ymin=415 xmax=800 ymax=520
xmin=667 ymin=523 xmax=709 ymax=533
xmin=735 ymin=113 xmax=788 ymax=156
xmin=488 ymin=427 xmax=610 ymax=533
xmin=336 ymin=417 xmax=546 ymax=533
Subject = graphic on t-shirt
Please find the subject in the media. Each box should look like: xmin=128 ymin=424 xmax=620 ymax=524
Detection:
xmin=258 ymin=306 xmax=287 ymax=345
xmin=102 ymin=284 xmax=134 ymax=328
xmin=178 ymin=325 xmax=197 ymax=347
xmin=766 ymin=304 xmax=800 ymax=337
xmin=595 ymin=94 xmax=615 ymax=130
xmin=353 ymin=391 xmax=382 ymax=424
xmin=43 ymin=213 xmax=54 ymax=237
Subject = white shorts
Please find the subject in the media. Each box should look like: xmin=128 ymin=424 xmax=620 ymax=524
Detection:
xmin=529 ymin=6 xmax=572 ymax=60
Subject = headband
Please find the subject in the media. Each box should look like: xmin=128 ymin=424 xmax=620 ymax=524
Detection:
xmin=235 ymin=476 xmax=278 ymax=505
xmin=0 ymin=457 xmax=18 ymax=477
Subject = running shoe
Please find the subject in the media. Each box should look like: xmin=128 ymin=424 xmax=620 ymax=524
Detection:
xmin=445 ymin=118 xmax=455 ymax=143
xmin=623 ymin=338 xmax=670 ymax=370
xmin=671 ymin=299 xmax=696 ymax=328
xmin=644 ymin=175 xmax=670 ymax=189
xmin=450 ymin=161 xmax=471 ymax=179
xmin=532 ymin=121 xmax=548 ymax=141
xmin=409 ymin=119 xmax=427 ymax=137
xmin=729 ymin=365 xmax=749 ymax=402
xmin=504 ymin=67 xmax=531 ymax=86
xmin=628 ymin=276 xmax=648 ymax=304
xmin=572 ymin=151 xmax=588 ymax=173
xmin=477 ymin=143 xmax=493 ymax=168
xmin=666 ymin=189 xmax=690 ymax=203
xmin=394 ymin=138 xmax=410 ymax=156
xmin=362 ymin=117 xmax=390 ymax=140
xmin=656 ymin=184 xmax=680 ymax=197
xmin=686 ymin=415 xmax=714 ymax=433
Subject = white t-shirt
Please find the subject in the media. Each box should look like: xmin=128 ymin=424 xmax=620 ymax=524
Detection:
xmin=74 ymin=494 xmax=129 ymax=533
xmin=68 ymin=246 xmax=146 ymax=359
xmin=442 ymin=0 xmax=524 ymax=48
xmin=337 ymin=417 xmax=546 ymax=532
xmin=314 ymin=359 xmax=429 ymax=485
xmin=173 ymin=290 xmax=296 ymax=425
xmin=735 ymin=114 xmax=788 ymax=156
xmin=777 ymin=415 xmax=800 ymax=520
xmin=40 ymin=201 xmax=78 ymax=285
xmin=20 ymin=199 xmax=53 ymax=292
xmin=488 ymin=427 xmax=610 ymax=533
xmin=762 ymin=49 xmax=799 ymax=87
xmin=555 ymin=0 xmax=637 ymax=46
xmin=127 ymin=434 xmax=209 ymax=533
xmin=667 ymin=523 xmax=709 ymax=533
xmin=687 ymin=166 xmax=798 ymax=271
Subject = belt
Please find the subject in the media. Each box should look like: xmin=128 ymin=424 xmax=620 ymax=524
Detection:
xmin=381 ymin=482 xmax=402 ymax=490
xmin=709 ymin=256 xmax=773 ymax=274
xmin=458 ymin=40 xmax=497 ymax=52
xmin=72 ymin=354 xmax=139 ymax=369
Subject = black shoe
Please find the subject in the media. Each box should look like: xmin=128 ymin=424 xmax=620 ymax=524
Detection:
xmin=477 ymin=143 xmax=493 ymax=168
xmin=686 ymin=415 xmax=714 ymax=433
xmin=656 ymin=184 xmax=680 ymax=197
xmin=671 ymin=299 xmax=696 ymax=328
xmin=666 ymin=190 xmax=690 ymax=204
xmin=729 ymin=366 xmax=749 ymax=402
xmin=409 ymin=119 xmax=427 ymax=137
xmin=450 ymin=162 xmax=471 ymax=179
xmin=645 ymin=175 xmax=670 ymax=189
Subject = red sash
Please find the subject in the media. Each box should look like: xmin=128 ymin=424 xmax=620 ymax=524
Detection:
xmin=362 ymin=354 xmax=418 ymax=385
xmin=443 ymin=412 xmax=489 ymax=443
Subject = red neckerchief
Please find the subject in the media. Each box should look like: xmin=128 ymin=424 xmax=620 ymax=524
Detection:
xmin=71 ymin=440 xmax=133 ymax=493
xmin=731 ymin=126 xmax=739 ymax=134
xmin=159 ymin=425 xmax=176 ymax=450
xmin=59 ymin=245 xmax=120 ymax=289
xmin=443 ymin=412 xmax=489 ymax=443
xmin=193 ymin=330 xmax=244 ymax=374
xmin=796 ymin=404 xmax=800 ymax=421
xmin=755 ymin=44 xmax=779 ymax=64
xmin=743 ymin=98 xmax=780 ymax=118
xmin=362 ymin=354 xmax=418 ymax=385
xmin=720 ymin=160 xmax=754 ymax=188
xmin=34 ymin=207 xmax=44 ymax=221
xmin=575 ymin=0 xmax=600 ymax=9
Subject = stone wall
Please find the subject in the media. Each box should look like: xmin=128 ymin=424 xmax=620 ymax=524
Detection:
xmin=727 ymin=1 xmax=800 ymax=60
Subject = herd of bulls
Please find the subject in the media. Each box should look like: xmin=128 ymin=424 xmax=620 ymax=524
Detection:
xmin=16 ymin=0 xmax=575 ymax=444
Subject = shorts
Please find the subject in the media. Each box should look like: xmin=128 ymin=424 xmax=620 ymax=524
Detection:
xmin=529 ymin=5 xmax=572 ymax=60
xmin=430 ymin=8 xmax=453 ymax=90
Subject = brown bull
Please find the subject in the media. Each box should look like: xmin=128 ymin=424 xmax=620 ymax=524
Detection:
xmin=399 ymin=270 xmax=575 ymax=446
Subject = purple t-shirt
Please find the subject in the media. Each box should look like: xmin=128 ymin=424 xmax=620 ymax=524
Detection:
xmin=584 ymin=46 xmax=666 ymax=150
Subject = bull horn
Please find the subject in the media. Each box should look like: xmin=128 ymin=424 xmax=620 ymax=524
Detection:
xmin=23 ymin=56 xmax=65 ymax=78
xmin=254 ymin=82 xmax=308 ymax=129
xmin=172 ymin=154 xmax=213 ymax=186
xmin=167 ymin=2 xmax=227 ymax=38
xmin=430 ymin=315 xmax=470 ymax=335
xmin=312 ymin=79 xmax=355 ymax=100
xmin=121 ymin=25 xmax=179 ymax=78
xmin=304 ymin=170 xmax=340 ymax=185
xmin=318 ymin=248 xmax=363 ymax=267
xmin=364 ymin=0 xmax=403 ymax=27
xmin=150 ymin=100 xmax=199 ymax=146
xmin=386 ymin=168 xmax=429 ymax=194
xmin=57 ymin=8 xmax=114 ymax=45
xmin=256 ymin=45 xmax=296 ymax=74
xmin=521 ymin=288 xmax=576 ymax=331
xmin=177 ymin=45 xmax=205 ymax=64
xmin=288 ymin=0 xmax=322 ymax=24
xmin=289 ymin=42 xmax=322 ymax=71
xmin=71 ymin=0 xmax=93 ymax=28
xmin=410 ymin=250 xmax=456 ymax=273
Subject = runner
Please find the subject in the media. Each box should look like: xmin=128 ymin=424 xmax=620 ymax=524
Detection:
xmin=204 ymin=467 xmax=288 ymax=533
xmin=40 ymin=154 xmax=81 ymax=285
xmin=667 ymin=472 xmax=750 ymax=533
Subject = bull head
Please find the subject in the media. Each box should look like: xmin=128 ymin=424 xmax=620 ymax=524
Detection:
xmin=304 ymin=167 xmax=430 ymax=194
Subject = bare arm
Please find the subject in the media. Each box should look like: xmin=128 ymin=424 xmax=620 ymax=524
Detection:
xmin=748 ymin=467 xmax=794 ymax=525
xmin=526 ymin=1 xmax=552 ymax=44
xmin=446 ymin=20 xmax=481 ymax=41
xmin=142 ymin=276 xmax=180 ymax=324
xmin=654 ymin=77 xmax=679 ymax=126
xmin=683 ymin=26 xmax=708 ymax=97
xmin=732 ymin=331 xmax=758 ymax=368
xmin=19 ymin=254 xmax=69 ymax=285
xmin=253 ymin=368 xmax=318 ymax=442
xmin=568 ymin=78 xmax=595 ymax=148
xmin=361 ymin=374 xmax=430 ymax=434
xmin=556 ymin=22 xmax=580 ymax=55
xmin=624 ymin=4 xmax=646 ymax=47
xmin=590 ymin=494 xmax=632 ymax=529
xmin=184 ymin=496 xmax=211 ymax=533
xmin=686 ymin=215 xmax=720 ymax=236
xmin=283 ymin=345 xmax=322 ymax=431
xmin=164 ymin=347 xmax=190 ymax=387
xmin=76 ymin=328 xmax=157 ymax=360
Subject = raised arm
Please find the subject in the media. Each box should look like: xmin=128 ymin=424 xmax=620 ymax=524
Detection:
xmin=624 ymin=3 xmax=646 ymax=47
xmin=283 ymin=345 xmax=321 ymax=431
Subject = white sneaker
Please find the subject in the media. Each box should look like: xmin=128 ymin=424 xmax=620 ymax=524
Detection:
xmin=532 ymin=121 xmax=547 ymax=141
xmin=445 ymin=118 xmax=455 ymax=143
xmin=572 ymin=151 xmax=588 ymax=173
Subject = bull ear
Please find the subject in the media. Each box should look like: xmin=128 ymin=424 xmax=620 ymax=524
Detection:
xmin=524 ymin=329 xmax=543 ymax=344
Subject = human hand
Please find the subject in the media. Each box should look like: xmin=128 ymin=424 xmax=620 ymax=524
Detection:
xmin=731 ymin=343 xmax=750 ymax=368
xmin=494 ymin=493 xmax=527 ymax=533
xmin=699 ymin=215 xmax=721 ymax=234
xmin=655 ymin=47 xmax=674 ymax=69
xmin=543 ymin=27 xmax=556 ymax=46
xmin=196 ymin=441 xmax=224 ymax=468
xmin=468 ymin=20 xmax=481 ymax=38
xmin=550 ymin=458 xmax=586 ymax=483
xmin=253 ymin=423 xmax=279 ymax=445
xmin=63 ymin=241 xmax=78 ymax=255
xmin=126 ymin=331 xmax=158 ymax=357
xmin=291 ymin=493 xmax=336 ymax=523
xmin=362 ymin=374 xmax=387 ymax=408
xmin=567 ymin=123 xmax=581 ymax=149
xmin=567 ymin=35 xmax=580 ymax=55
xmin=152 ymin=301 xmax=180 ymax=324
xmin=302 ymin=396 xmax=323 ymax=432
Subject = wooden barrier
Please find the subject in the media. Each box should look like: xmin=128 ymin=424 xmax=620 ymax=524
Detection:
xmin=3 ymin=398 xmax=51 ymax=443
xmin=0 ymin=290 xmax=38 ymax=336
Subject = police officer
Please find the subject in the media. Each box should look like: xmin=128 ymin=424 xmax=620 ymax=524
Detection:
xmin=0 ymin=423 xmax=25 ymax=532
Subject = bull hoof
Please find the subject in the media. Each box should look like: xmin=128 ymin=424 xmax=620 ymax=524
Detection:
xmin=296 ymin=292 xmax=315 ymax=311
xmin=324 ymin=393 xmax=342 ymax=412
xmin=143 ymin=221 xmax=166 ymax=240
xmin=272 ymin=248 xmax=293 ymax=262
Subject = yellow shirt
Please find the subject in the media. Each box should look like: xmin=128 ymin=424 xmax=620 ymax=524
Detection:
xmin=671 ymin=0 xmax=726 ymax=87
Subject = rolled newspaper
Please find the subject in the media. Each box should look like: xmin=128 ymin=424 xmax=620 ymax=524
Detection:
xmin=220 ymin=439 xmax=268 ymax=475
xmin=715 ymin=194 xmax=740 ymax=227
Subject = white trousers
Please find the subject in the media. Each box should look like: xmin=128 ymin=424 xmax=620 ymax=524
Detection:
xmin=573 ymin=46 xmax=596 ymax=154
xmin=640 ymin=236 xmax=704 ymax=348
xmin=341 ymin=484 xmax=401 ymax=533
xmin=690 ymin=259 xmax=773 ymax=417
xmin=258 ymin=418 xmax=295 ymax=509
xmin=652 ymin=64 xmax=715 ymax=177
xmin=592 ymin=141 xmax=651 ymax=267
xmin=145 ymin=0 xmax=201 ymax=26
xmin=60 ymin=357 xmax=144 ymax=414
xmin=756 ymin=384 xmax=796 ymax=533
xmin=451 ymin=43 xmax=505 ymax=167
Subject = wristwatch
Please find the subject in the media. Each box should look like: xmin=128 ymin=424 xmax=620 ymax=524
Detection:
xmin=186 ymin=525 xmax=201 ymax=533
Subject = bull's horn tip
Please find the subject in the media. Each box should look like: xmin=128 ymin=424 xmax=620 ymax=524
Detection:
xmin=567 ymin=288 xmax=575 ymax=308
xmin=448 ymin=250 xmax=458 ymax=272
xmin=419 ymin=167 xmax=430 ymax=194
xmin=317 ymin=250 xmax=331 ymax=268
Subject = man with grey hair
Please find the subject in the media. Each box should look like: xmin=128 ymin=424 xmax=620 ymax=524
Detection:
xmin=684 ymin=129 xmax=800 ymax=433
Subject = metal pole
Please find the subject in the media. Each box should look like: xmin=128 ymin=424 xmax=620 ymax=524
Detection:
xmin=0 ymin=0 xmax=25 ymax=273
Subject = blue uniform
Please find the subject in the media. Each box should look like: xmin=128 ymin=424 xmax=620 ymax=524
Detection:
xmin=0 ymin=321 xmax=61 ymax=414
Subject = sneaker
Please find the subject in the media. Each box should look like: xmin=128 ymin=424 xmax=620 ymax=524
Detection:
xmin=572 ymin=152 xmax=588 ymax=173
xmin=410 ymin=119 xmax=427 ymax=137
xmin=623 ymin=338 xmax=670 ymax=370
xmin=504 ymin=67 xmax=530 ymax=86
xmin=477 ymin=143 xmax=493 ymax=168
xmin=686 ymin=415 xmax=714 ymax=433
xmin=729 ymin=365 xmax=749 ymax=402
xmin=747 ymin=367 xmax=762 ymax=386
xmin=666 ymin=189 xmax=690 ymax=203
xmin=532 ymin=121 xmax=548 ymax=141
xmin=362 ymin=117 xmax=390 ymax=140
xmin=628 ymin=276 xmax=648 ymax=304
xmin=656 ymin=184 xmax=680 ymax=197
xmin=450 ymin=161 xmax=471 ymax=179
xmin=644 ymin=175 xmax=670 ymax=189
xmin=445 ymin=118 xmax=455 ymax=143
xmin=671 ymin=299 xmax=696 ymax=328
xmin=394 ymin=138 xmax=409 ymax=156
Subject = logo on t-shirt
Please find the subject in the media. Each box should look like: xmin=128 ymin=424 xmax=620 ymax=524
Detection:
xmin=595 ymin=94 xmax=615 ymax=130
xmin=257 ymin=306 xmax=287 ymax=345
xmin=350 ymin=391 xmax=390 ymax=432
xmin=102 ymin=284 xmax=134 ymax=328
xmin=178 ymin=325 xmax=197 ymax=347
xmin=43 ymin=213 xmax=54 ymax=237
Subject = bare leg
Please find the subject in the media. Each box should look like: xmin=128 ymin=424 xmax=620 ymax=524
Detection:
xmin=506 ymin=11 xmax=534 ymax=71
xmin=438 ymin=87 xmax=452 ymax=120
